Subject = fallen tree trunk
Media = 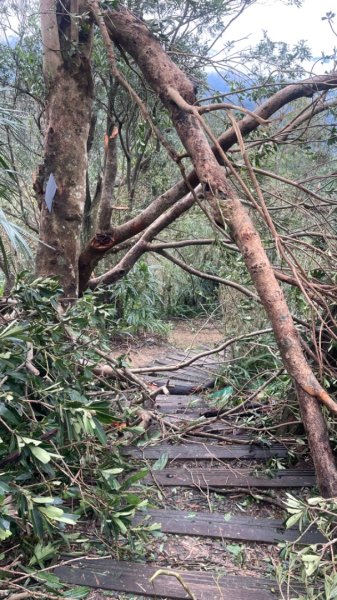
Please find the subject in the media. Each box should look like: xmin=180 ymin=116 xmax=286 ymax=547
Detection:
xmin=77 ymin=33 xmax=337 ymax=293
xmin=90 ymin=3 xmax=337 ymax=496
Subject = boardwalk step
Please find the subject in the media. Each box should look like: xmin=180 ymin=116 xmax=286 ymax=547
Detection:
xmin=155 ymin=394 xmax=209 ymax=414
xmin=123 ymin=441 xmax=289 ymax=460
xmin=153 ymin=361 xmax=220 ymax=380
xmin=133 ymin=508 xmax=325 ymax=545
xmin=149 ymin=371 xmax=215 ymax=385
xmin=162 ymin=349 xmax=223 ymax=368
xmin=143 ymin=375 xmax=213 ymax=394
xmin=152 ymin=365 xmax=216 ymax=383
xmin=144 ymin=467 xmax=315 ymax=488
xmin=55 ymin=558 xmax=297 ymax=599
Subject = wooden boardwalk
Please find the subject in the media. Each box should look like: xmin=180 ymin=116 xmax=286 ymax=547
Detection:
xmin=56 ymin=346 xmax=319 ymax=599
xmin=55 ymin=559 xmax=304 ymax=599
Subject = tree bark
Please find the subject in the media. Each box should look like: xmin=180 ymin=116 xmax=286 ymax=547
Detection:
xmin=100 ymin=6 xmax=337 ymax=495
xmin=78 ymin=60 xmax=337 ymax=291
xmin=35 ymin=0 xmax=94 ymax=299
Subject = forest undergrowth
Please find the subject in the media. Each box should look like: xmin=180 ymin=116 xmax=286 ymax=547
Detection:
xmin=0 ymin=277 xmax=337 ymax=599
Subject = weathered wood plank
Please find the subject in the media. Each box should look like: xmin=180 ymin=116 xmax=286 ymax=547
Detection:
xmin=133 ymin=508 xmax=325 ymax=545
xmin=155 ymin=394 xmax=208 ymax=414
xmin=55 ymin=559 xmax=289 ymax=599
xmin=147 ymin=371 xmax=216 ymax=388
xmin=122 ymin=441 xmax=289 ymax=460
xmin=144 ymin=467 xmax=315 ymax=488
xmin=143 ymin=375 xmax=214 ymax=394
xmin=158 ymin=413 xmax=203 ymax=424
xmin=148 ymin=369 xmax=215 ymax=384
xmin=163 ymin=350 xmax=223 ymax=367
xmin=154 ymin=359 xmax=219 ymax=379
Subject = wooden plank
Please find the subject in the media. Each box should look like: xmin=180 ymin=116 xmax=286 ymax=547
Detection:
xmin=144 ymin=467 xmax=316 ymax=488
xmin=155 ymin=394 xmax=208 ymax=414
xmin=55 ymin=559 xmax=289 ymax=599
xmin=153 ymin=362 xmax=221 ymax=379
xmin=122 ymin=441 xmax=289 ymax=460
xmin=164 ymin=350 xmax=223 ymax=367
xmin=133 ymin=508 xmax=325 ymax=545
xmin=147 ymin=370 xmax=215 ymax=385
xmin=148 ymin=369 xmax=215 ymax=384
xmin=154 ymin=359 xmax=219 ymax=378
xmin=158 ymin=413 xmax=203 ymax=424
xmin=156 ymin=406 xmax=208 ymax=416
xmin=143 ymin=376 xmax=213 ymax=394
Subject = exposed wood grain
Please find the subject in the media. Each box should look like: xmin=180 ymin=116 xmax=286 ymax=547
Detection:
xmin=122 ymin=441 xmax=289 ymax=460
xmin=149 ymin=369 xmax=215 ymax=384
xmin=155 ymin=394 xmax=208 ymax=414
xmin=143 ymin=375 xmax=214 ymax=394
xmin=144 ymin=372 xmax=213 ymax=385
xmin=133 ymin=508 xmax=325 ymax=544
xmin=144 ymin=467 xmax=315 ymax=488
xmin=154 ymin=359 xmax=219 ymax=378
xmin=55 ymin=559 xmax=292 ymax=599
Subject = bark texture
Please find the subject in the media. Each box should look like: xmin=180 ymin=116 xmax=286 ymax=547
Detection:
xmin=35 ymin=0 xmax=94 ymax=299
xmin=101 ymin=6 xmax=337 ymax=495
xmin=77 ymin=9 xmax=337 ymax=291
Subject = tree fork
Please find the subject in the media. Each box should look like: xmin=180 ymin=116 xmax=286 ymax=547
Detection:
xmin=77 ymin=6 xmax=337 ymax=291
xmin=98 ymin=5 xmax=337 ymax=495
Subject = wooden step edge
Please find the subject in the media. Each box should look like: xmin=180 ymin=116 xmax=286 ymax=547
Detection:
xmin=54 ymin=558 xmax=303 ymax=599
xmin=132 ymin=508 xmax=325 ymax=545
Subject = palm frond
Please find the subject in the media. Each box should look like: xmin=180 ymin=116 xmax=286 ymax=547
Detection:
xmin=0 ymin=208 xmax=33 ymax=261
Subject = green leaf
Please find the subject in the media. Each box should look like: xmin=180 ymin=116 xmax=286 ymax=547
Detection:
xmin=122 ymin=469 xmax=148 ymax=488
xmin=21 ymin=437 xmax=42 ymax=446
xmin=286 ymin=513 xmax=302 ymax=528
xmin=111 ymin=516 xmax=127 ymax=535
xmin=39 ymin=506 xmax=79 ymax=524
xmin=35 ymin=571 xmax=61 ymax=590
xmin=152 ymin=451 xmax=169 ymax=471
xmin=0 ymin=480 xmax=10 ymax=494
xmin=302 ymin=553 xmax=320 ymax=577
xmin=63 ymin=586 xmax=91 ymax=598
xmin=209 ymin=386 xmax=234 ymax=400
xmin=32 ymin=496 xmax=56 ymax=504
xmin=227 ymin=544 xmax=242 ymax=556
xmin=31 ymin=508 xmax=45 ymax=539
xmin=93 ymin=417 xmax=107 ymax=444
xmin=0 ymin=517 xmax=11 ymax=540
xmin=0 ymin=402 xmax=19 ymax=426
xmin=63 ymin=585 xmax=91 ymax=600
xmin=101 ymin=468 xmax=124 ymax=477
xmin=30 ymin=446 xmax=52 ymax=464
xmin=39 ymin=506 xmax=64 ymax=519
xmin=29 ymin=542 xmax=56 ymax=566
xmin=0 ymin=319 xmax=30 ymax=342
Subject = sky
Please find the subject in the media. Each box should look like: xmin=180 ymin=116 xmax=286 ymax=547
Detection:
xmin=226 ymin=0 xmax=337 ymax=73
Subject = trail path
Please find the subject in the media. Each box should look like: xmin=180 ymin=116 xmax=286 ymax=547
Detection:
xmin=56 ymin=331 xmax=319 ymax=599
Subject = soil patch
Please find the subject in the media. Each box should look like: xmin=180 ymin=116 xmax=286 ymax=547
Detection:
xmin=109 ymin=318 xmax=224 ymax=367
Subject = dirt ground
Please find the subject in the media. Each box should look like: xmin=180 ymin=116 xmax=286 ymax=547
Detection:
xmin=109 ymin=318 xmax=225 ymax=367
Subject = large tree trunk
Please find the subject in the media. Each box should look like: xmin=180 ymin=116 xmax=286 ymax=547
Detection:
xmin=35 ymin=0 xmax=94 ymax=299
xmin=98 ymin=5 xmax=337 ymax=495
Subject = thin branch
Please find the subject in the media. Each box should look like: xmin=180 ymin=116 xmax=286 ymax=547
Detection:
xmin=152 ymin=247 xmax=260 ymax=302
xmin=131 ymin=328 xmax=273 ymax=374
